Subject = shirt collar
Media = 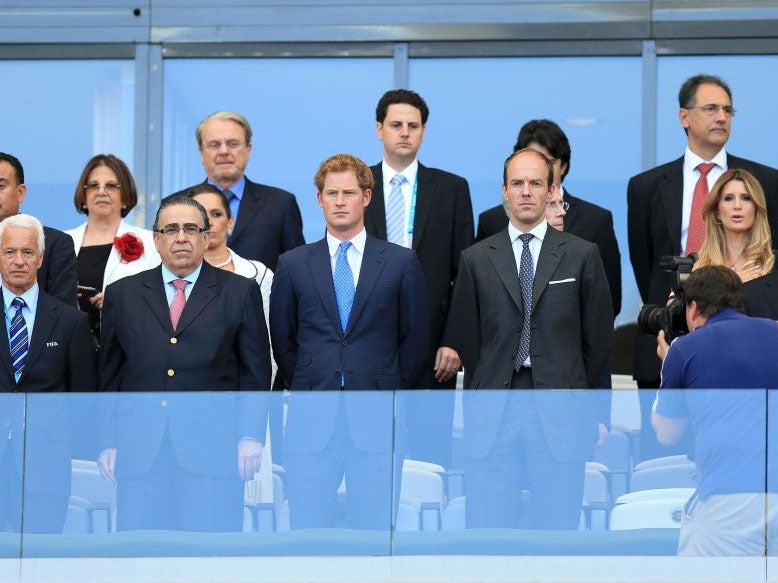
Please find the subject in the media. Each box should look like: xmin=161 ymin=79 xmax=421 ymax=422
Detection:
xmin=382 ymin=158 xmax=418 ymax=187
xmin=207 ymin=175 xmax=246 ymax=200
xmin=2 ymin=283 xmax=39 ymax=315
xmin=161 ymin=261 xmax=203 ymax=286
xmin=508 ymin=219 xmax=548 ymax=244
xmin=326 ymin=228 xmax=366 ymax=258
xmin=684 ymin=146 xmax=727 ymax=172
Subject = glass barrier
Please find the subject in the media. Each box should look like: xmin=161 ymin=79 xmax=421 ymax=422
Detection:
xmin=9 ymin=389 xmax=774 ymax=582
xmin=0 ymin=392 xmax=24 ymax=583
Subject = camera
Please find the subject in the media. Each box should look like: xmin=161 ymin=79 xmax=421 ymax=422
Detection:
xmin=637 ymin=254 xmax=696 ymax=342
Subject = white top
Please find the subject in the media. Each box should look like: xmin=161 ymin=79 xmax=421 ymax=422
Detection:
xmin=681 ymin=146 xmax=727 ymax=253
xmin=326 ymin=228 xmax=366 ymax=287
xmin=381 ymin=158 xmax=418 ymax=248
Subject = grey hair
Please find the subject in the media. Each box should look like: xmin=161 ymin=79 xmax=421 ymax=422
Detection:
xmin=0 ymin=214 xmax=45 ymax=254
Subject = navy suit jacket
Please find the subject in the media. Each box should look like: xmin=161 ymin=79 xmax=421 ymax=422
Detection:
xmin=0 ymin=290 xmax=96 ymax=496
xmin=270 ymin=235 xmax=429 ymax=453
xmin=365 ymin=163 xmax=473 ymax=388
xmin=744 ymin=270 xmax=778 ymax=319
xmin=444 ymin=226 xmax=613 ymax=462
xmin=476 ymin=191 xmax=621 ymax=317
xmin=98 ymin=262 xmax=270 ymax=478
xmin=627 ymin=154 xmax=778 ymax=381
xmin=173 ymin=177 xmax=304 ymax=270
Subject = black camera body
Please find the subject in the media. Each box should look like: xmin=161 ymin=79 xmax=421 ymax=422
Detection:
xmin=637 ymin=254 xmax=696 ymax=342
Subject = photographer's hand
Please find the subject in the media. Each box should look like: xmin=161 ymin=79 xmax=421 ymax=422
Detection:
xmin=656 ymin=330 xmax=670 ymax=361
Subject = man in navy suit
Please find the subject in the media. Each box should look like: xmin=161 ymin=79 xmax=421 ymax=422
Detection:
xmin=0 ymin=153 xmax=78 ymax=307
xmin=627 ymin=74 xmax=778 ymax=459
xmin=270 ymin=153 xmax=429 ymax=529
xmin=365 ymin=89 xmax=474 ymax=469
xmin=0 ymin=214 xmax=96 ymax=534
xmin=445 ymin=149 xmax=612 ymax=529
xmin=97 ymin=194 xmax=270 ymax=531
xmin=172 ymin=111 xmax=304 ymax=271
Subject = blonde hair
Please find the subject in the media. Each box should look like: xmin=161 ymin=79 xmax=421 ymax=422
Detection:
xmin=695 ymin=168 xmax=774 ymax=276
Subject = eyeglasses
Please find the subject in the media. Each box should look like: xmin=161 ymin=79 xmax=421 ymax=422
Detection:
xmin=685 ymin=104 xmax=736 ymax=117
xmin=83 ymin=182 xmax=121 ymax=194
xmin=155 ymin=223 xmax=208 ymax=237
xmin=203 ymin=140 xmax=245 ymax=151
xmin=547 ymin=200 xmax=569 ymax=212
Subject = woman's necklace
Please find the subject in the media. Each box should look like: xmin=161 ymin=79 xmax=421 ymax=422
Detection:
xmin=213 ymin=252 xmax=232 ymax=269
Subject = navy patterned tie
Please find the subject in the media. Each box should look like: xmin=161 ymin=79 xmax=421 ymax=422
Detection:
xmin=514 ymin=234 xmax=534 ymax=370
xmin=333 ymin=242 xmax=355 ymax=332
xmin=386 ymin=174 xmax=406 ymax=245
xmin=9 ymin=297 xmax=28 ymax=381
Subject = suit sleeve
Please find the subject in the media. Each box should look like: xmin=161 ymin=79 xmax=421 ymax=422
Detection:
xmin=443 ymin=251 xmax=480 ymax=380
xmin=43 ymin=231 xmax=78 ymax=307
xmin=237 ymin=279 xmax=271 ymax=442
xmin=450 ymin=178 xmax=475 ymax=278
xmin=627 ymin=174 xmax=653 ymax=303
xmin=281 ymin=195 xmax=305 ymax=255
xmin=593 ymin=209 xmax=622 ymax=318
xmin=269 ymin=255 xmax=298 ymax=385
xmin=66 ymin=310 xmax=98 ymax=391
xmin=398 ymin=253 xmax=430 ymax=388
xmin=97 ymin=284 xmax=125 ymax=390
xmin=580 ymin=245 xmax=614 ymax=388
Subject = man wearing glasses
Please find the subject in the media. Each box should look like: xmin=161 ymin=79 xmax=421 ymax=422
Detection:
xmin=173 ymin=111 xmax=304 ymax=271
xmin=627 ymin=74 xmax=778 ymax=461
xmin=97 ymin=194 xmax=270 ymax=532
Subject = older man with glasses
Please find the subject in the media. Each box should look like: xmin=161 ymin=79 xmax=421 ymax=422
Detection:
xmin=96 ymin=194 xmax=270 ymax=532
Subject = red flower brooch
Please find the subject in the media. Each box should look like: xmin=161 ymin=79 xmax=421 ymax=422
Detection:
xmin=114 ymin=233 xmax=144 ymax=263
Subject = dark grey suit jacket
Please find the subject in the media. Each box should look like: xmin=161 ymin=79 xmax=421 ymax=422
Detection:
xmin=744 ymin=270 xmax=778 ymax=319
xmin=444 ymin=226 xmax=612 ymax=460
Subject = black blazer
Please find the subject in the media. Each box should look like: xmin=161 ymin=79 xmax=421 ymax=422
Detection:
xmin=476 ymin=191 xmax=621 ymax=317
xmin=39 ymin=226 xmax=78 ymax=307
xmin=0 ymin=290 xmax=96 ymax=497
xmin=173 ymin=177 xmax=305 ymax=270
xmin=627 ymin=154 xmax=778 ymax=381
xmin=744 ymin=270 xmax=778 ymax=319
xmin=365 ymin=162 xmax=473 ymax=388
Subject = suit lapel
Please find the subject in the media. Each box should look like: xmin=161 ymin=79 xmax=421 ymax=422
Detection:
xmin=346 ymin=237 xmax=386 ymax=334
xmin=658 ymin=158 xmax=684 ymax=255
xmin=229 ymin=179 xmax=264 ymax=245
xmin=174 ymin=262 xmax=219 ymax=334
xmin=411 ymin=164 xmax=434 ymax=251
xmin=307 ymin=239 xmax=343 ymax=333
xmin=562 ymin=189 xmax=580 ymax=232
xmin=141 ymin=267 xmax=174 ymax=332
xmin=23 ymin=293 xmax=57 ymax=375
xmin=0 ymin=303 xmax=14 ymax=382
xmin=487 ymin=232 xmax=522 ymax=311
xmin=533 ymin=228 xmax=565 ymax=312
xmin=367 ymin=165 xmax=388 ymax=239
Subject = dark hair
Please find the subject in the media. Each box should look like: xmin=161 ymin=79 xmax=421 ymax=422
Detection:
xmin=375 ymin=89 xmax=429 ymax=125
xmin=0 ymin=152 xmax=24 ymax=184
xmin=314 ymin=153 xmax=374 ymax=193
xmin=153 ymin=194 xmax=210 ymax=232
xmin=514 ymin=119 xmax=572 ymax=181
xmin=684 ymin=265 xmax=744 ymax=317
xmin=187 ymin=183 xmax=231 ymax=218
xmin=73 ymin=154 xmax=138 ymax=218
xmin=502 ymin=148 xmax=554 ymax=188
xmin=678 ymin=74 xmax=732 ymax=109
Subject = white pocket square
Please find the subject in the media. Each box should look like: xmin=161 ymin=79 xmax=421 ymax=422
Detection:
xmin=548 ymin=278 xmax=576 ymax=285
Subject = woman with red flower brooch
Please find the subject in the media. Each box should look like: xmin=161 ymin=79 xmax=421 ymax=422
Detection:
xmin=66 ymin=154 xmax=160 ymax=342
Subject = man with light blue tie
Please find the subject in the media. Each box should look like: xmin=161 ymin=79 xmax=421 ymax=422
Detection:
xmin=270 ymin=153 xmax=429 ymax=529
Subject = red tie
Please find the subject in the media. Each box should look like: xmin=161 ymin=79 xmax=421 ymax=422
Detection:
xmin=685 ymin=162 xmax=716 ymax=255
xmin=169 ymin=279 xmax=188 ymax=332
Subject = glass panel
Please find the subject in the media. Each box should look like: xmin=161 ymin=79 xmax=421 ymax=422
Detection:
xmin=162 ymin=58 xmax=393 ymax=244
xmin=0 ymin=60 xmax=135 ymax=232
xmin=0 ymin=393 xmax=24 ymax=576
xmin=409 ymin=56 xmax=642 ymax=326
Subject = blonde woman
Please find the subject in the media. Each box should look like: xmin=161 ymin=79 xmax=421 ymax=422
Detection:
xmin=695 ymin=168 xmax=774 ymax=282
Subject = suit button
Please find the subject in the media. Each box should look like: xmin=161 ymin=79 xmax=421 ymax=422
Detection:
xmin=170 ymin=337 xmax=178 ymax=344
xmin=167 ymin=369 xmax=175 ymax=377
xmin=341 ymin=340 xmax=348 ymax=346
xmin=161 ymin=400 xmax=168 ymax=407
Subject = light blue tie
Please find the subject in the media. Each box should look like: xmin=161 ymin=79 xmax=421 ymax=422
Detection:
xmin=514 ymin=234 xmax=534 ymax=369
xmin=9 ymin=297 xmax=28 ymax=381
xmin=386 ymin=173 xmax=406 ymax=245
xmin=333 ymin=241 xmax=355 ymax=333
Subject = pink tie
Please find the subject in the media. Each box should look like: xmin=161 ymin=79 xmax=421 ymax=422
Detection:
xmin=169 ymin=279 xmax=188 ymax=332
xmin=685 ymin=162 xmax=716 ymax=255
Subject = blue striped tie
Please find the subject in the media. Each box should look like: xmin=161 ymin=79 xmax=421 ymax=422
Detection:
xmin=386 ymin=173 xmax=406 ymax=245
xmin=9 ymin=297 xmax=28 ymax=381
